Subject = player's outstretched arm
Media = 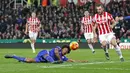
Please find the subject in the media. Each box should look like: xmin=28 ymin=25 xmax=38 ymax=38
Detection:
xmin=66 ymin=59 xmax=88 ymax=63
xmin=25 ymin=58 xmax=36 ymax=63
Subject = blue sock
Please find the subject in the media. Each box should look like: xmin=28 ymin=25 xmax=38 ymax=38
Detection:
xmin=12 ymin=55 xmax=26 ymax=62
xmin=45 ymin=56 xmax=54 ymax=63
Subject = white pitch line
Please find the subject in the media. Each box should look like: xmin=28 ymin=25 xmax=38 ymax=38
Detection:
xmin=39 ymin=61 xmax=115 ymax=68
xmin=80 ymin=67 xmax=130 ymax=71
xmin=39 ymin=61 xmax=130 ymax=69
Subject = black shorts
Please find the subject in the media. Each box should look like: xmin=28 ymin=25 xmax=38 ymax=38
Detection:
xmin=114 ymin=32 xmax=121 ymax=39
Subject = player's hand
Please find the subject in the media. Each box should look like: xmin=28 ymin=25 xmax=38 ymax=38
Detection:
xmin=67 ymin=59 xmax=88 ymax=63
xmin=80 ymin=60 xmax=88 ymax=63
xmin=72 ymin=60 xmax=88 ymax=63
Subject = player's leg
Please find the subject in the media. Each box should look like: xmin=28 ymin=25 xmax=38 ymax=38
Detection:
xmin=31 ymin=39 xmax=36 ymax=53
xmin=116 ymin=38 xmax=120 ymax=46
xmin=5 ymin=54 xmax=37 ymax=63
xmin=101 ymin=44 xmax=110 ymax=60
xmin=87 ymin=39 xmax=95 ymax=53
xmin=101 ymin=41 xmax=110 ymax=60
xmin=109 ymin=33 xmax=124 ymax=61
xmin=35 ymin=50 xmax=54 ymax=63
xmin=115 ymin=32 xmax=120 ymax=46
xmin=29 ymin=31 xmax=36 ymax=53
xmin=91 ymin=33 xmax=96 ymax=53
xmin=101 ymin=35 xmax=109 ymax=60
xmin=43 ymin=54 xmax=55 ymax=63
xmin=99 ymin=34 xmax=110 ymax=60
xmin=110 ymin=39 xmax=124 ymax=61
xmin=32 ymin=32 xmax=38 ymax=53
xmin=84 ymin=33 xmax=95 ymax=53
xmin=102 ymin=44 xmax=109 ymax=53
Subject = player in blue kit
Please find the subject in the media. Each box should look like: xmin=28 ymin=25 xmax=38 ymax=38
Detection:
xmin=4 ymin=45 xmax=88 ymax=64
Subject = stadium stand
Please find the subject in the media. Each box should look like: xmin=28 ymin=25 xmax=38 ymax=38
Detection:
xmin=0 ymin=0 xmax=130 ymax=39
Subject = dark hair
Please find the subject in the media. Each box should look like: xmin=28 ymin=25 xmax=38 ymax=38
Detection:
xmin=96 ymin=4 xmax=104 ymax=8
xmin=62 ymin=45 xmax=71 ymax=54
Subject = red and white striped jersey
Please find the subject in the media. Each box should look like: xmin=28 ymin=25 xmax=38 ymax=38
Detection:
xmin=93 ymin=12 xmax=114 ymax=35
xmin=27 ymin=17 xmax=40 ymax=32
xmin=81 ymin=16 xmax=93 ymax=33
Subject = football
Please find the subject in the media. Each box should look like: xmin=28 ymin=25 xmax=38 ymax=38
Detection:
xmin=69 ymin=41 xmax=79 ymax=50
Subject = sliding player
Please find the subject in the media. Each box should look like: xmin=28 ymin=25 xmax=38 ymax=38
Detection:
xmin=5 ymin=45 xmax=88 ymax=63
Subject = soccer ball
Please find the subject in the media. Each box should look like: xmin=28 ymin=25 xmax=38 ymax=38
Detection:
xmin=69 ymin=41 xmax=79 ymax=50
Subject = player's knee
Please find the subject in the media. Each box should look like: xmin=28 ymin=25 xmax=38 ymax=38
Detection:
xmin=116 ymin=39 xmax=120 ymax=43
xmin=87 ymin=40 xmax=91 ymax=44
xmin=101 ymin=41 xmax=107 ymax=47
xmin=30 ymin=40 xmax=35 ymax=43
xmin=111 ymin=38 xmax=117 ymax=47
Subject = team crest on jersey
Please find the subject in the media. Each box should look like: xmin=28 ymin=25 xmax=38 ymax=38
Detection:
xmin=96 ymin=16 xmax=108 ymax=24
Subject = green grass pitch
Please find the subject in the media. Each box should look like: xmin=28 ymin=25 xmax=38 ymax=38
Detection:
xmin=0 ymin=49 xmax=130 ymax=73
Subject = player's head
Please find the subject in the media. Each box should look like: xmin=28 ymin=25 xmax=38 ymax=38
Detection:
xmin=61 ymin=45 xmax=71 ymax=55
xmin=84 ymin=11 xmax=89 ymax=17
xmin=31 ymin=12 xmax=36 ymax=18
xmin=96 ymin=4 xmax=104 ymax=15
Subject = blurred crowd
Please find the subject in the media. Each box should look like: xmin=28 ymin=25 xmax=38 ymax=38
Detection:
xmin=0 ymin=0 xmax=130 ymax=39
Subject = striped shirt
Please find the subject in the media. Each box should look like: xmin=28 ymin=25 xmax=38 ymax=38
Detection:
xmin=81 ymin=16 xmax=93 ymax=33
xmin=27 ymin=17 xmax=40 ymax=32
xmin=93 ymin=12 xmax=114 ymax=35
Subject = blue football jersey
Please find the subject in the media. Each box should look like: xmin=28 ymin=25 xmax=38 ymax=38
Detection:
xmin=35 ymin=46 xmax=68 ymax=63
xmin=49 ymin=46 xmax=68 ymax=61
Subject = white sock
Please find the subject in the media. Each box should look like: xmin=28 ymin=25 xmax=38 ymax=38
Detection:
xmin=88 ymin=44 xmax=95 ymax=52
xmin=31 ymin=43 xmax=35 ymax=52
xmin=114 ymin=45 xmax=123 ymax=58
